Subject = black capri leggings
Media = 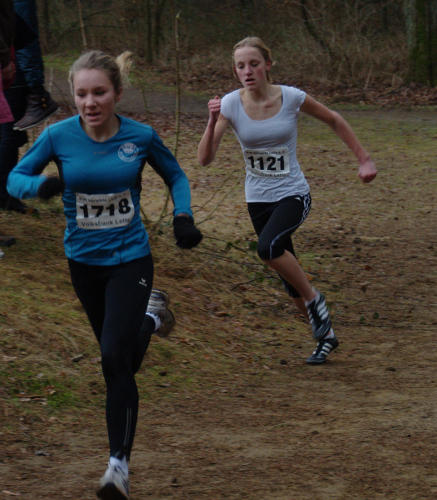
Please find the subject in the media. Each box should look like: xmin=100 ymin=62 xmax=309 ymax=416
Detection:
xmin=247 ymin=193 xmax=311 ymax=297
xmin=68 ymin=254 xmax=155 ymax=460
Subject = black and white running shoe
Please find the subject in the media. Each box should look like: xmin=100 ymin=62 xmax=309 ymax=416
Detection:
xmin=146 ymin=289 xmax=175 ymax=337
xmin=306 ymin=292 xmax=332 ymax=340
xmin=306 ymin=334 xmax=339 ymax=365
xmin=97 ymin=462 xmax=129 ymax=499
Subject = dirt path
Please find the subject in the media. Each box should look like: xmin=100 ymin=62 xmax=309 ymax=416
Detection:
xmin=1 ymin=97 xmax=436 ymax=499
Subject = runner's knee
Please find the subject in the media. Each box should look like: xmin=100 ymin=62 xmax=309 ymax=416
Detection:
xmin=257 ymin=237 xmax=284 ymax=261
xmin=101 ymin=346 xmax=131 ymax=381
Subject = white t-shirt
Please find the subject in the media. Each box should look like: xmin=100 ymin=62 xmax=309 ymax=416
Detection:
xmin=220 ymin=85 xmax=310 ymax=203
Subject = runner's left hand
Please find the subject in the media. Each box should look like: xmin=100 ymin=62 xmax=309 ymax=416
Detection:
xmin=173 ymin=215 xmax=203 ymax=249
xmin=358 ymin=159 xmax=377 ymax=183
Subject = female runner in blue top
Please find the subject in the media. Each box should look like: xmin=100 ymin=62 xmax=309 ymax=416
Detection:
xmin=198 ymin=36 xmax=377 ymax=366
xmin=8 ymin=50 xmax=202 ymax=500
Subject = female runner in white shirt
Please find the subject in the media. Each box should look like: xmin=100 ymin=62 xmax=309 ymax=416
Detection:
xmin=198 ymin=36 xmax=377 ymax=365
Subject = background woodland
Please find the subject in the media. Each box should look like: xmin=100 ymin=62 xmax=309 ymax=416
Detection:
xmin=37 ymin=0 xmax=437 ymax=94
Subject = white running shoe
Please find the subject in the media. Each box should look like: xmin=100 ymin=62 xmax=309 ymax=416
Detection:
xmin=146 ymin=289 xmax=175 ymax=337
xmin=96 ymin=462 xmax=129 ymax=499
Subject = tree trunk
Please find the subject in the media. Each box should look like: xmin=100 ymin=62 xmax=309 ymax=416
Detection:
xmin=154 ymin=0 xmax=167 ymax=57
xmin=146 ymin=0 xmax=153 ymax=63
xmin=37 ymin=0 xmax=51 ymax=51
xmin=404 ymin=0 xmax=437 ymax=86
xmin=76 ymin=0 xmax=87 ymax=50
xmin=299 ymin=0 xmax=335 ymax=61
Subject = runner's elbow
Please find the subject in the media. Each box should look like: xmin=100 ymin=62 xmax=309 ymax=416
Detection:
xmin=329 ymin=110 xmax=346 ymax=131
xmin=197 ymin=151 xmax=214 ymax=166
xmin=198 ymin=158 xmax=211 ymax=166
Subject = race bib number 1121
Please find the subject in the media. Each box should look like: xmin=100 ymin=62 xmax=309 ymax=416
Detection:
xmin=244 ymin=148 xmax=290 ymax=177
xmin=76 ymin=189 xmax=134 ymax=230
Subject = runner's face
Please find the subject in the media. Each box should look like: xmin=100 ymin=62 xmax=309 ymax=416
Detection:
xmin=233 ymin=46 xmax=271 ymax=89
xmin=73 ymin=69 xmax=121 ymax=131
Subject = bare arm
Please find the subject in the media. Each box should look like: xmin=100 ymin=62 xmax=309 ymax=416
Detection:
xmin=300 ymin=95 xmax=377 ymax=183
xmin=197 ymin=96 xmax=229 ymax=166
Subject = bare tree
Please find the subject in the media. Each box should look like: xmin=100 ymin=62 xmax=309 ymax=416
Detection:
xmin=37 ymin=0 xmax=51 ymax=51
xmin=404 ymin=0 xmax=437 ymax=85
xmin=144 ymin=0 xmax=167 ymax=63
xmin=76 ymin=0 xmax=88 ymax=49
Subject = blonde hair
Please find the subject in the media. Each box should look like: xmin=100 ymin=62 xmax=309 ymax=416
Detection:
xmin=68 ymin=50 xmax=133 ymax=95
xmin=232 ymin=37 xmax=273 ymax=82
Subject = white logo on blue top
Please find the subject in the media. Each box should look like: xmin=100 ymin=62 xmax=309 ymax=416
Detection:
xmin=118 ymin=142 xmax=139 ymax=163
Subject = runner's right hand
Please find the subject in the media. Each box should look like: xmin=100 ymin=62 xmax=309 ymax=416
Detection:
xmin=208 ymin=96 xmax=221 ymax=124
xmin=38 ymin=176 xmax=64 ymax=200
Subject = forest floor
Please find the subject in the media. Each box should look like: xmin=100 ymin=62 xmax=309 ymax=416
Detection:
xmin=0 ymin=72 xmax=436 ymax=499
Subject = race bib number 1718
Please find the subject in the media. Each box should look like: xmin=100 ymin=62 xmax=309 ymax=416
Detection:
xmin=76 ymin=189 xmax=134 ymax=230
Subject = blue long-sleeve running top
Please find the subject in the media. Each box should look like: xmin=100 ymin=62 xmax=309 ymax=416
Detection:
xmin=7 ymin=115 xmax=193 ymax=265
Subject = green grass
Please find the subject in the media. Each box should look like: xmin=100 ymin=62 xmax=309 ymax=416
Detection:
xmin=44 ymin=53 xmax=79 ymax=73
xmin=2 ymin=366 xmax=80 ymax=410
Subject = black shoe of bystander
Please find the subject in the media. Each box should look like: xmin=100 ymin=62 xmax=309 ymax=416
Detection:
xmin=13 ymin=89 xmax=58 ymax=131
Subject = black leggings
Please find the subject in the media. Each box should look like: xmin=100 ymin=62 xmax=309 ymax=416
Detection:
xmin=68 ymin=255 xmax=155 ymax=460
xmin=247 ymin=194 xmax=311 ymax=298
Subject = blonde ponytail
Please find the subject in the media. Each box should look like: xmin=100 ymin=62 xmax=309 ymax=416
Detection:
xmin=69 ymin=50 xmax=135 ymax=94
xmin=115 ymin=50 xmax=134 ymax=88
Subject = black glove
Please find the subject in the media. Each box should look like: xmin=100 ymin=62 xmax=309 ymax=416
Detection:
xmin=173 ymin=215 xmax=203 ymax=249
xmin=37 ymin=176 xmax=63 ymax=200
